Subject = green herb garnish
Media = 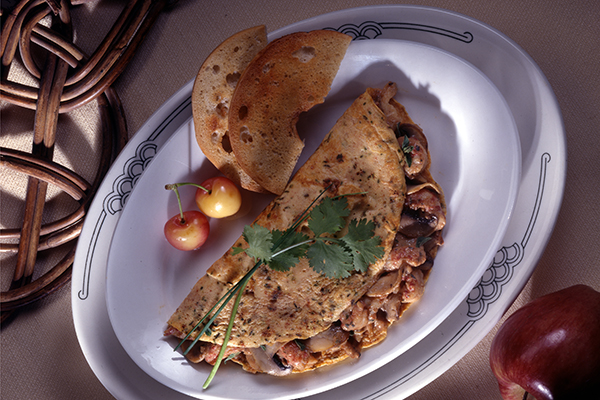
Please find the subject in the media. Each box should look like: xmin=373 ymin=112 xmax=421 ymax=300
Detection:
xmin=294 ymin=339 xmax=306 ymax=351
xmin=177 ymin=188 xmax=384 ymax=389
xmin=223 ymin=351 xmax=240 ymax=363
xmin=416 ymin=236 xmax=432 ymax=248
xmin=401 ymin=135 xmax=414 ymax=168
xmin=236 ymin=195 xmax=383 ymax=278
xmin=394 ymin=123 xmax=414 ymax=168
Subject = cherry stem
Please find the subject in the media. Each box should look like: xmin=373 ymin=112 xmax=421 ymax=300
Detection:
xmin=165 ymin=182 xmax=211 ymax=222
xmin=165 ymin=184 xmax=186 ymax=222
xmin=165 ymin=182 xmax=210 ymax=194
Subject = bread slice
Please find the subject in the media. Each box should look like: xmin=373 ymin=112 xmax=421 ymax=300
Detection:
xmin=192 ymin=25 xmax=268 ymax=193
xmin=228 ymin=30 xmax=352 ymax=195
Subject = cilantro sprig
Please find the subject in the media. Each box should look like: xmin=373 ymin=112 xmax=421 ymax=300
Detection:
xmin=177 ymin=188 xmax=384 ymax=389
xmin=235 ymin=195 xmax=384 ymax=278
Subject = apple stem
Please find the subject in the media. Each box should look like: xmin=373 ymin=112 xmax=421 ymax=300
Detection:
xmin=523 ymin=392 xmax=529 ymax=400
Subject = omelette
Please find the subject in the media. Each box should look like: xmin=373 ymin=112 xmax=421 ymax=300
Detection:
xmin=165 ymin=82 xmax=445 ymax=375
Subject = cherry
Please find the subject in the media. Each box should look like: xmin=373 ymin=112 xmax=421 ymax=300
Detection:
xmin=195 ymin=176 xmax=242 ymax=218
xmin=163 ymin=176 xmax=241 ymax=250
xmin=164 ymin=210 xmax=209 ymax=251
xmin=164 ymin=182 xmax=210 ymax=250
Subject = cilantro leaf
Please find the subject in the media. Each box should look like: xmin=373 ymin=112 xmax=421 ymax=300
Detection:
xmin=268 ymin=229 xmax=310 ymax=271
xmin=231 ymin=246 xmax=245 ymax=255
xmin=307 ymin=240 xmax=353 ymax=279
xmin=271 ymin=229 xmax=309 ymax=252
xmin=308 ymin=196 xmax=350 ymax=237
xmin=241 ymin=224 xmax=273 ymax=262
xmin=342 ymin=219 xmax=384 ymax=273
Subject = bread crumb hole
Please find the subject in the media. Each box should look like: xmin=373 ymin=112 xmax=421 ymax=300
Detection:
xmin=292 ymin=46 xmax=316 ymax=63
xmin=212 ymin=65 xmax=220 ymax=74
xmin=226 ymin=72 xmax=241 ymax=87
xmin=215 ymin=102 xmax=228 ymax=117
xmin=240 ymin=126 xmax=253 ymax=144
xmin=221 ymin=132 xmax=233 ymax=153
xmin=233 ymin=46 xmax=240 ymax=52
xmin=238 ymin=105 xmax=248 ymax=121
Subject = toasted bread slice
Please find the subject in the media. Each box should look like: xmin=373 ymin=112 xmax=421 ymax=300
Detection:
xmin=192 ymin=25 xmax=268 ymax=193
xmin=228 ymin=30 xmax=352 ymax=195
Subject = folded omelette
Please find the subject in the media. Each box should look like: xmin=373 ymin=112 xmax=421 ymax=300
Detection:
xmin=165 ymin=83 xmax=446 ymax=375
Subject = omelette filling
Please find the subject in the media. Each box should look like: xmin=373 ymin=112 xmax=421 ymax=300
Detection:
xmin=164 ymin=83 xmax=445 ymax=375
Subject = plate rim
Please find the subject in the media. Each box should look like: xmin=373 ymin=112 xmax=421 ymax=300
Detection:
xmin=72 ymin=5 xmax=566 ymax=400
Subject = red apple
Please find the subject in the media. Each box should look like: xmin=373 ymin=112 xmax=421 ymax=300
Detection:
xmin=490 ymin=284 xmax=600 ymax=399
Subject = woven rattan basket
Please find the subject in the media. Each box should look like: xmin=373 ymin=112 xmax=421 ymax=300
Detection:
xmin=1 ymin=0 xmax=169 ymax=323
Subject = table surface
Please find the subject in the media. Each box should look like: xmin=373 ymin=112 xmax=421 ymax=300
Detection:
xmin=1 ymin=1 xmax=599 ymax=399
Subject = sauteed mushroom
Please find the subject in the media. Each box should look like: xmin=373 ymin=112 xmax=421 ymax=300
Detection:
xmin=398 ymin=184 xmax=446 ymax=238
xmin=395 ymin=123 xmax=430 ymax=178
xmin=244 ymin=347 xmax=292 ymax=376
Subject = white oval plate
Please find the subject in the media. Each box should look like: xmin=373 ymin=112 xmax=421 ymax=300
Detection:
xmin=104 ymin=38 xmax=520 ymax=400
xmin=72 ymin=5 xmax=565 ymax=400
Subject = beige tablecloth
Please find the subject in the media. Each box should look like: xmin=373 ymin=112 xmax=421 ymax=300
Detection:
xmin=2 ymin=1 xmax=599 ymax=399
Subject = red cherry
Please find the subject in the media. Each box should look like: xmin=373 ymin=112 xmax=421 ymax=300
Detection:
xmin=164 ymin=210 xmax=209 ymax=251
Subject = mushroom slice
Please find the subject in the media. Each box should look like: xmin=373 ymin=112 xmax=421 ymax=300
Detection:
xmin=304 ymin=325 xmax=350 ymax=353
xmin=399 ymin=183 xmax=446 ymax=237
xmin=401 ymin=267 xmax=425 ymax=303
xmin=244 ymin=347 xmax=292 ymax=376
xmin=366 ymin=270 xmax=401 ymax=297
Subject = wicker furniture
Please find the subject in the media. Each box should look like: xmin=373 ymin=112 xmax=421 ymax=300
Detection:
xmin=0 ymin=0 xmax=168 ymax=322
